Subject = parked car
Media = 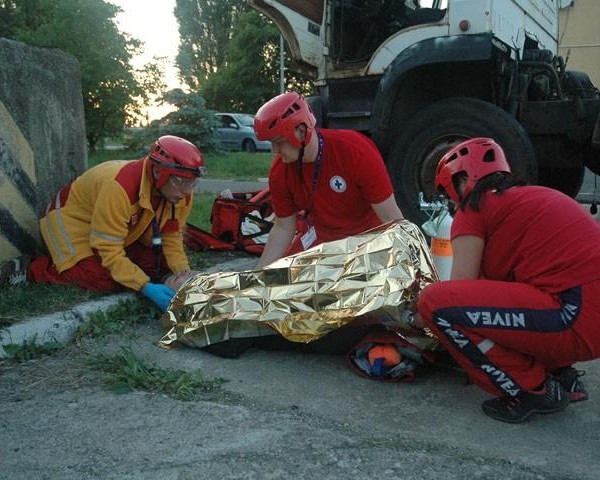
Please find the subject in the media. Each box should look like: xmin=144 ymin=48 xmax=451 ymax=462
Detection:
xmin=215 ymin=113 xmax=272 ymax=152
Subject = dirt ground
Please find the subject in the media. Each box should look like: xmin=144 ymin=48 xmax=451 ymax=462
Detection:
xmin=1 ymin=312 xmax=599 ymax=480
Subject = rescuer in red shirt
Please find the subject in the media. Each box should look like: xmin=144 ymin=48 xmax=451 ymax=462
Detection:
xmin=415 ymin=137 xmax=600 ymax=423
xmin=253 ymin=92 xmax=404 ymax=268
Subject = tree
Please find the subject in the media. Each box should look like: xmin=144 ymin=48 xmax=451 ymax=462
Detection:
xmin=198 ymin=10 xmax=279 ymax=112
xmin=140 ymin=89 xmax=219 ymax=152
xmin=176 ymin=5 xmax=313 ymax=113
xmin=0 ymin=0 xmax=164 ymax=151
xmin=175 ymin=0 xmax=247 ymax=91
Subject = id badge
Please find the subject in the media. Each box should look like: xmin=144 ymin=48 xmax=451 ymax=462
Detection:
xmin=301 ymin=225 xmax=317 ymax=250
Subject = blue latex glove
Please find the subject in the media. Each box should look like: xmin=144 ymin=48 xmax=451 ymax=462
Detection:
xmin=141 ymin=283 xmax=175 ymax=311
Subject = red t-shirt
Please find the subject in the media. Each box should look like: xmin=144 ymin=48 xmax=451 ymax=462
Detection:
xmin=452 ymin=186 xmax=600 ymax=293
xmin=269 ymin=129 xmax=394 ymax=243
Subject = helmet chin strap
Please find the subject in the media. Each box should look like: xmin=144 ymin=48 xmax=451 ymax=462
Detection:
xmin=296 ymin=124 xmax=310 ymax=178
xmin=151 ymin=166 xmax=164 ymax=195
xmin=297 ymin=142 xmax=306 ymax=178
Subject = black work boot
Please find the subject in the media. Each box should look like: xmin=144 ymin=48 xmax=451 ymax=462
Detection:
xmin=481 ymin=377 xmax=569 ymax=424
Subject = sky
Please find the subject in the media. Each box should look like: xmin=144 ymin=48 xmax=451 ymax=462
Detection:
xmin=109 ymin=0 xmax=182 ymax=121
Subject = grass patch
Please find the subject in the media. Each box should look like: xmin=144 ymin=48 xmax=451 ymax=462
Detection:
xmin=87 ymin=347 xmax=225 ymax=401
xmin=89 ymin=148 xmax=272 ymax=179
xmin=0 ymin=284 xmax=104 ymax=327
xmin=3 ymin=337 xmax=64 ymax=362
xmin=204 ymin=151 xmax=272 ymax=179
xmin=74 ymin=298 xmax=156 ymax=339
xmin=187 ymin=191 xmax=217 ymax=231
xmin=88 ymin=148 xmax=140 ymax=168
xmin=187 ymin=249 xmax=213 ymax=271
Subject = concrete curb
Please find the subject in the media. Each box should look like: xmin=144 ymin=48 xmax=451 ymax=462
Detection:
xmin=0 ymin=293 xmax=136 ymax=357
xmin=0 ymin=256 xmax=257 ymax=358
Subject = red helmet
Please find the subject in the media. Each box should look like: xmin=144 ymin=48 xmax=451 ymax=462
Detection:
xmin=435 ymin=137 xmax=511 ymax=203
xmin=147 ymin=135 xmax=206 ymax=189
xmin=254 ymin=92 xmax=316 ymax=149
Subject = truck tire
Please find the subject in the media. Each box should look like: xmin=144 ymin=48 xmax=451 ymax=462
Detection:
xmin=386 ymin=97 xmax=537 ymax=224
xmin=538 ymin=166 xmax=585 ymax=198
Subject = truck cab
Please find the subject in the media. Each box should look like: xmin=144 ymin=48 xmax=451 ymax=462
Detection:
xmin=249 ymin=0 xmax=600 ymax=223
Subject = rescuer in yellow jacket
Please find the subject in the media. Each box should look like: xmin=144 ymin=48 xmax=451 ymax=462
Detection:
xmin=23 ymin=135 xmax=205 ymax=310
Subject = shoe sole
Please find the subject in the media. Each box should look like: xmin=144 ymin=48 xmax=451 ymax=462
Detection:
xmin=482 ymin=401 xmax=569 ymax=424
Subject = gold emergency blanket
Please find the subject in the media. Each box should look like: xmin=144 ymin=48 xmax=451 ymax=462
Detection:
xmin=159 ymin=221 xmax=439 ymax=349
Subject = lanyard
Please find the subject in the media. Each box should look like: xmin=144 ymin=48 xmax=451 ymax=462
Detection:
xmin=301 ymin=132 xmax=324 ymax=220
xmin=311 ymin=131 xmax=324 ymax=193
xmin=151 ymin=200 xmax=168 ymax=279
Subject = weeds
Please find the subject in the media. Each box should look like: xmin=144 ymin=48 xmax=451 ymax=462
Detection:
xmin=3 ymin=337 xmax=64 ymax=362
xmin=75 ymin=298 xmax=156 ymax=339
xmin=87 ymin=347 xmax=225 ymax=401
xmin=0 ymin=283 xmax=104 ymax=327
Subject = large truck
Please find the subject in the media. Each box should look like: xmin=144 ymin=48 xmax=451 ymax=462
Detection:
xmin=248 ymin=0 xmax=600 ymax=223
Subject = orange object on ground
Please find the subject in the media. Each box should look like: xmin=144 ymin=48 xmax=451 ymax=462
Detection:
xmin=368 ymin=344 xmax=402 ymax=367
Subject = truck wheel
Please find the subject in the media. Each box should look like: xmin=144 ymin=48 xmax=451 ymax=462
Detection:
xmin=538 ymin=166 xmax=585 ymax=198
xmin=386 ymin=97 xmax=537 ymax=224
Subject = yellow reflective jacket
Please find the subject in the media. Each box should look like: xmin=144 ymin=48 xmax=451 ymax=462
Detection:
xmin=40 ymin=158 xmax=192 ymax=291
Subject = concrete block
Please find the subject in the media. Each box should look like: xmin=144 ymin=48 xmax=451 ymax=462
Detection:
xmin=0 ymin=38 xmax=87 ymax=262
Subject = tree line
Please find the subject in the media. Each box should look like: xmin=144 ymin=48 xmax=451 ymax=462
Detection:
xmin=0 ymin=0 xmax=313 ymax=152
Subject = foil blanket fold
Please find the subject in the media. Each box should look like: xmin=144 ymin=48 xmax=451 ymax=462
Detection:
xmin=159 ymin=221 xmax=439 ymax=349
